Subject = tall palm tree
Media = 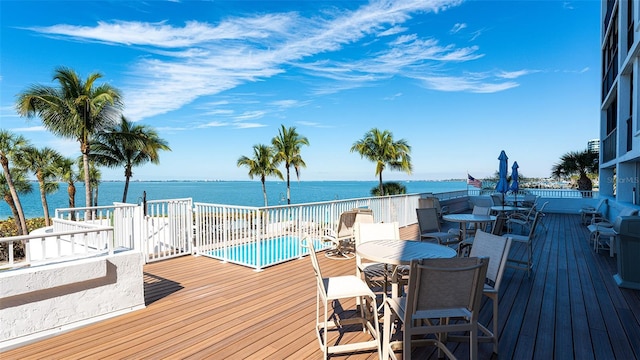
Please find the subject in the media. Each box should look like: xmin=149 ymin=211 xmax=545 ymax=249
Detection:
xmin=551 ymin=149 xmax=599 ymax=191
xmin=92 ymin=116 xmax=171 ymax=202
xmin=350 ymin=128 xmax=412 ymax=196
xmin=237 ymin=144 xmax=283 ymax=206
xmin=272 ymin=125 xmax=309 ymax=205
xmin=0 ymin=168 xmax=33 ymax=234
xmin=18 ymin=147 xmax=63 ymax=226
xmin=0 ymin=130 xmax=30 ymax=235
xmin=16 ymin=66 xmax=123 ymax=209
xmin=53 ymin=156 xmax=79 ymax=220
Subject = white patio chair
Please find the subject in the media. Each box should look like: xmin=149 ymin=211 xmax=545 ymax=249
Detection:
xmin=579 ymin=198 xmax=607 ymax=225
xmin=382 ymin=257 xmax=489 ymax=360
xmin=354 ymin=221 xmax=400 ymax=297
xmin=302 ymin=236 xmax=381 ymax=360
xmin=503 ymin=211 xmax=541 ymax=277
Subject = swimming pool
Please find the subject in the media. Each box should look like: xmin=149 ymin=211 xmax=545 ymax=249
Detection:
xmin=205 ymin=235 xmax=329 ymax=269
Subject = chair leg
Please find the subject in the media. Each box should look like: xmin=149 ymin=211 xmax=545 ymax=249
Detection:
xmin=493 ymin=297 xmax=499 ymax=354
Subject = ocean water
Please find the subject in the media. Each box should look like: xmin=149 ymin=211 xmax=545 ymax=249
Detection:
xmin=1 ymin=180 xmax=468 ymax=220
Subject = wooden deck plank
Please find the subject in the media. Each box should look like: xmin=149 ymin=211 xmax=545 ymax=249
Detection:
xmin=2 ymin=213 xmax=640 ymax=360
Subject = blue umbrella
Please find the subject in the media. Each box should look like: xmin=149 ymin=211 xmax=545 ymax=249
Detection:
xmin=509 ymin=161 xmax=519 ymax=204
xmin=495 ymin=150 xmax=509 ymax=207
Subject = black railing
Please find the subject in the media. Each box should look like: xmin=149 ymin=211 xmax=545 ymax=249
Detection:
xmin=627 ymin=116 xmax=633 ymax=152
xmin=602 ymin=49 xmax=618 ymax=100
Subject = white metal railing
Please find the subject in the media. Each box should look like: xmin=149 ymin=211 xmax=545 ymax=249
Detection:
xmin=194 ymin=193 xmax=422 ymax=271
xmin=465 ymin=188 xmax=599 ymax=198
xmin=0 ymin=221 xmax=114 ymax=270
xmin=55 ymin=204 xmax=139 ymax=250
xmin=144 ymin=198 xmax=193 ymax=262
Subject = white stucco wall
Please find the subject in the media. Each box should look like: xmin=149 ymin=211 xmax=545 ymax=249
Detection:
xmin=0 ymin=251 xmax=145 ymax=350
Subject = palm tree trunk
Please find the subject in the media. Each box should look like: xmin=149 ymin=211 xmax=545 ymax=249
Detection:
xmin=286 ymin=166 xmax=291 ymax=205
xmin=67 ymin=181 xmax=76 ymax=221
xmin=378 ymin=172 xmax=384 ymax=196
xmin=3 ymin=193 xmax=23 ymax=235
xmin=37 ymin=173 xmax=51 ymax=226
xmin=261 ymin=179 xmax=268 ymax=207
xmin=82 ymin=151 xmax=92 ymax=208
xmin=1 ymin=157 xmax=27 ymax=235
xmin=123 ymin=175 xmax=130 ymax=203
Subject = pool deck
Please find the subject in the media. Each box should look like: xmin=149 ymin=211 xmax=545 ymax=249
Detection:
xmin=2 ymin=213 xmax=640 ymax=359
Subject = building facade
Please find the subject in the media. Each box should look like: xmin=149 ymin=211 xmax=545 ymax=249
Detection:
xmin=601 ymin=0 xmax=640 ymax=204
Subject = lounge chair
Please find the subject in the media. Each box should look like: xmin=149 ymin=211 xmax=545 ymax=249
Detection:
xmin=579 ymin=198 xmax=607 ymax=225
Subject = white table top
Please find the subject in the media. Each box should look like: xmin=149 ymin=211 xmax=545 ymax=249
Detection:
xmin=356 ymin=239 xmax=457 ymax=265
xmin=443 ymin=214 xmax=496 ymax=223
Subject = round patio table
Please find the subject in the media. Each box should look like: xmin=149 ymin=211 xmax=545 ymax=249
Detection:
xmin=357 ymin=239 xmax=456 ymax=298
xmin=443 ymin=214 xmax=496 ymax=240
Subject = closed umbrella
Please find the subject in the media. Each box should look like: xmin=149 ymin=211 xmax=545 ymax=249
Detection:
xmin=495 ymin=150 xmax=509 ymax=208
xmin=510 ymin=161 xmax=519 ymax=205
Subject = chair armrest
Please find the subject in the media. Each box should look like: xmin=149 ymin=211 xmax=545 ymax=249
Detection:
xmin=441 ymin=205 xmax=450 ymax=215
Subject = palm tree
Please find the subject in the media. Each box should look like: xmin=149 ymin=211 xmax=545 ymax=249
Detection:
xmin=551 ymin=149 xmax=599 ymax=191
xmin=16 ymin=66 xmax=123 ymax=209
xmin=237 ymin=144 xmax=283 ymax=206
xmin=0 ymin=130 xmax=30 ymax=235
xmin=92 ymin=116 xmax=171 ymax=202
xmin=18 ymin=147 xmax=63 ymax=226
xmin=53 ymin=156 xmax=79 ymax=220
xmin=0 ymin=168 xmax=33 ymax=234
xmin=350 ymin=128 xmax=412 ymax=196
xmin=272 ymin=125 xmax=309 ymax=205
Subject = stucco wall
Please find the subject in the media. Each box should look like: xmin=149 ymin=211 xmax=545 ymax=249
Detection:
xmin=0 ymin=251 xmax=145 ymax=350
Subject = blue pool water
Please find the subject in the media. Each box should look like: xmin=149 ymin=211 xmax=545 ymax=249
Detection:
xmin=205 ymin=236 xmax=329 ymax=269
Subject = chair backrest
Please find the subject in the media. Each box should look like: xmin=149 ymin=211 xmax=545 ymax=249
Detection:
xmin=405 ymin=257 xmax=488 ymax=320
xmin=491 ymin=215 xmax=506 ymax=235
xmin=419 ymin=197 xmax=443 ymax=216
xmin=491 ymin=193 xmax=505 ymax=206
xmin=301 ymin=236 xmax=325 ymax=296
xmin=470 ymin=230 xmax=512 ymax=290
xmin=527 ymin=211 xmax=542 ymax=239
xmin=472 ymin=206 xmax=491 ymax=216
xmin=354 ymin=222 xmax=399 ymax=269
xmin=335 ymin=209 xmax=374 ymax=239
xmin=618 ymin=207 xmax=639 ymax=217
xmin=416 ymin=207 xmax=441 ymax=233
xmin=354 ymin=222 xmax=400 ymax=245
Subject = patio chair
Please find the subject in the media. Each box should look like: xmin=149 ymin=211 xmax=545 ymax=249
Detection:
xmin=506 ymin=201 xmax=548 ymax=234
xmin=579 ymin=198 xmax=607 ymax=225
xmin=418 ymin=197 xmax=450 ymax=220
xmin=503 ymin=211 xmax=541 ymax=277
xmin=521 ymin=194 xmax=539 ymax=208
xmin=382 ymin=257 xmax=489 ymax=360
xmin=587 ymin=208 xmax=638 ymax=256
xmin=416 ymin=207 xmax=460 ymax=248
xmin=354 ymin=221 xmax=400 ymax=297
xmin=322 ymin=208 xmax=373 ymax=259
xmin=464 ymin=206 xmax=492 ymax=238
xmin=448 ymin=230 xmax=512 ymax=355
xmin=491 ymin=193 xmax=507 ymax=207
xmin=301 ymin=236 xmax=381 ymax=360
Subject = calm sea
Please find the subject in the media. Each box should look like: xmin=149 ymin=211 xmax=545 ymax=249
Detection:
xmin=1 ymin=180 xmax=468 ymax=220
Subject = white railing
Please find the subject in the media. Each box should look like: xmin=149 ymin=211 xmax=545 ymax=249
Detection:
xmin=466 ymin=188 xmax=599 ymax=198
xmin=194 ymin=193 xmax=422 ymax=271
xmin=55 ymin=204 xmax=139 ymax=250
xmin=0 ymin=221 xmax=114 ymax=270
xmin=144 ymin=198 xmax=193 ymax=262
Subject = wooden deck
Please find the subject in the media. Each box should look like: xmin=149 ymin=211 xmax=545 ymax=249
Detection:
xmin=3 ymin=213 xmax=640 ymax=359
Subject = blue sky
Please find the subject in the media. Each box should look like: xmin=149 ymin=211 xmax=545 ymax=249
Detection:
xmin=1 ymin=0 xmax=600 ymax=181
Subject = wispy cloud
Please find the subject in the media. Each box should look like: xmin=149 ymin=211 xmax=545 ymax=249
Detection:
xmin=12 ymin=125 xmax=47 ymax=132
xmin=415 ymin=74 xmax=519 ymax=93
xmin=497 ymin=69 xmax=539 ymax=79
xmin=24 ymin=0 xmax=518 ymax=120
xmin=450 ymin=23 xmax=466 ymax=34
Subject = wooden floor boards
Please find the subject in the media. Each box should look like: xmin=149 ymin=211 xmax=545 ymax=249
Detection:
xmin=2 ymin=213 xmax=639 ymax=359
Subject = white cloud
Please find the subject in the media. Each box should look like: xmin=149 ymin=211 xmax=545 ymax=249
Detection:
xmin=450 ymin=23 xmax=467 ymax=34
xmin=497 ymin=69 xmax=538 ymax=79
xmin=416 ymin=75 xmax=519 ymax=93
